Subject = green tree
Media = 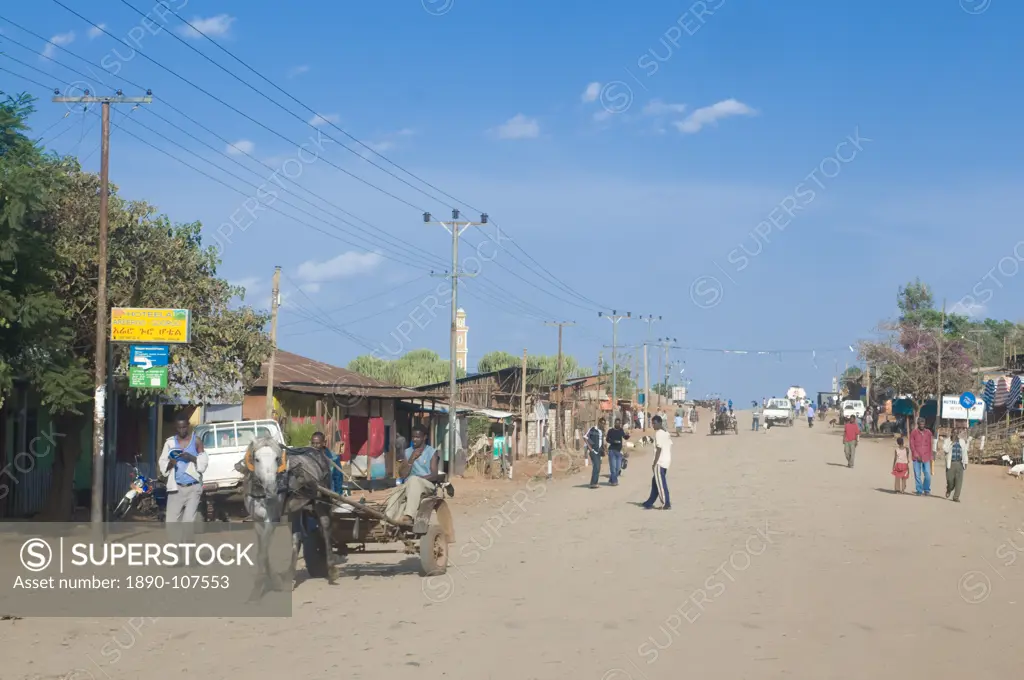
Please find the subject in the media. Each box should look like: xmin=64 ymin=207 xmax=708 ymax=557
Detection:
xmin=477 ymin=350 xmax=583 ymax=386
xmin=348 ymin=349 xmax=463 ymax=386
xmin=1 ymin=94 xmax=272 ymax=518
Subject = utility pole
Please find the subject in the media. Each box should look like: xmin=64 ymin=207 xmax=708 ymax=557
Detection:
xmin=935 ymin=299 xmax=945 ymax=477
xmin=266 ymin=266 xmax=282 ymax=419
xmin=657 ymin=337 xmax=679 ymax=405
xmin=424 ymin=209 xmax=488 ymax=479
xmin=544 ymin=321 xmax=575 ymax=450
xmin=599 ymin=310 xmax=631 ymax=421
xmin=638 ymin=316 xmax=661 ymax=428
xmin=520 ymin=348 xmax=528 ymax=464
xmin=53 ymin=89 xmax=151 ymax=526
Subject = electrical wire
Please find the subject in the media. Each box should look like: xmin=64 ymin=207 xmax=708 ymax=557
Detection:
xmin=48 ymin=0 xmax=431 ymax=213
xmin=279 ymin=274 xmax=431 ymax=329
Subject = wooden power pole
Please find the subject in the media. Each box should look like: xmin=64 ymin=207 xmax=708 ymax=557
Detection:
xmin=265 ymin=266 xmax=282 ymax=419
xmin=544 ymin=321 xmax=575 ymax=449
xmin=520 ymin=348 xmax=528 ymax=461
xmin=52 ymin=90 xmax=151 ymax=526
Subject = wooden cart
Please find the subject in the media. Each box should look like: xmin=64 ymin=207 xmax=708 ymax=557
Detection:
xmin=305 ymin=482 xmax=456 ymax=578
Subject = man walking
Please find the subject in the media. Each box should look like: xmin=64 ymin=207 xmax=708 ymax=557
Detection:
xmin=585 ymin=418 xmax=606 ymax=489
xmin=159 ymin=413 xmax=208 ymax=526
xmin=606 ymin=419 xmax=628 ymax=486
xmin=843 ymin=415 xmax=860 ymax=468
xmin=806 ymin=403 xmax=815 ymax=427
xmin=909 ymin=417 xmax=933 ymax=496
xmin=641 ymin=415 xmax=671 ymax=510
xmin=751 ymin=401 xmax=762 ymax=431
xmin=943 ymin=426 xmax=970 ymax=502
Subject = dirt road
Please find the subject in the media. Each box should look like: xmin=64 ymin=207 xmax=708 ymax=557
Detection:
xmin=7 ymin=417 xmax=1024 ymax=679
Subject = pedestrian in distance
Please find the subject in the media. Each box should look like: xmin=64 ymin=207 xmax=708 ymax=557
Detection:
xmin=159 ymin=413 xmax=209 ymax=534
xmin=674 ymin=411 xmax=683 ymax=437
xmin=606 ymin=419 xmax=628 ymax=486
xmin=585 ymin=418 xmax=606 ymax=489
xmin=943 ymin=426 xmax=970 ymax=502
xmin=641 ymin=415 xmax=672 ymax=510
xmin=843 ymin=415 xmax=860 ymax=468
xmin=908 ymin=417 xmax=934 ymax=496
xmin=892 ymin=436 xmax=910 ymax=493
xmin=751 ymin=401 xmax=762 ymax=431
xmin=806 ymin=403 xmax=815 ymax=427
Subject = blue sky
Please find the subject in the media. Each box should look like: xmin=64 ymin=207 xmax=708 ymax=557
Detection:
xmin=3 ymin=0 xmax=1022 ymax=402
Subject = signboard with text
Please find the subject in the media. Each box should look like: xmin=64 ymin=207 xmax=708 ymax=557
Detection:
xmin=941 ymin=394 xmax=986 ymax=420
xmin=129 ymin=366 xmax=169 ymax=389
xmin=111 ymin=308 xmax=191 ymax=344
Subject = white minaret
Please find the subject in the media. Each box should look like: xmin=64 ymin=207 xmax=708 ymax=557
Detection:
xmin=455 ymin=308 xmax=468 ymax=371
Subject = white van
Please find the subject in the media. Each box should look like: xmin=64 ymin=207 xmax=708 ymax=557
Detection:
xmin=841 ymin=400 xmax=866 ymax=420
xmin=194 ymin=419 xmax=285 ymax=497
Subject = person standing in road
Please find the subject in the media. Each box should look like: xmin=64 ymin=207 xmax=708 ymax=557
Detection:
xmin=641 ymin=415 xmax=671 ymax=510
xmin=585 ymin=418 xmax=606 ymax=489
xmin=843 ymin=415 xmax=860 ymax=468
xmin=943 ymin=426 xmax=970 ymax=502
xmin=159 ymin=413 xmax=208 ymax=526
xmin=806 ymin=403 xmax=816 ymax=427
xmin=751 ymin=401 xmax=762 ymax=431
xmin=606 ymin=419 xmax=628 ymax=486
xmin=908 ymin=417 xmax=934 ymax=496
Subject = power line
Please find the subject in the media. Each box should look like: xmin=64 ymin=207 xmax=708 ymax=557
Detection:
xmin=106 ymin=1 xmax=610 ymax=312
xmin=47 ymin=1 xmax=432 ymax=213
xmin=278 ymin=274 xmax=432 ymax=330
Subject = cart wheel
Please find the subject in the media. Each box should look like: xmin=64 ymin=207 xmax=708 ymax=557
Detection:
xmin=419 ymin=523 xmax=448 ymax=577
xmin=303 ymin=529 xmax=330 ymax=579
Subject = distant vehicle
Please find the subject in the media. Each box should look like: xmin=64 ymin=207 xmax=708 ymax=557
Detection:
xmin=194 ymin=419 xmax=286 ymax=499
xmin=841 ymin=400 xmax=866 ymax=419
xmin=671 ymin=386 xmax=687 ymax=402
xmin=763 ymin=398 xmax=794 ymax=427
xmin=786 ymin=386 xmax=807 ymax=401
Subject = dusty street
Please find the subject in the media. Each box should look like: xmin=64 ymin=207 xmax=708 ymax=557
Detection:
xmin=7 ymin=416 xmax=1024 ymax=680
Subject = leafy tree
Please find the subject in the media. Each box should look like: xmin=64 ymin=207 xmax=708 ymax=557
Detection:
xmin=860 ymin=323 xmax=974 ymax=423
xmin=348 ymin=349 xmax=462 ymax=386
xmin=1 ymin=94 xmax=272 ymax=518
xmin=477 ymin=350 xmax=583 ymax=387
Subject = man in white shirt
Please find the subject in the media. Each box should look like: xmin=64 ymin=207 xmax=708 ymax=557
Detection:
xmin=641 ymin=415 xmax=672 ymax=510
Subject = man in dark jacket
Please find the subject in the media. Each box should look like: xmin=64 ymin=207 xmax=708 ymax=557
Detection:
xmin=585 ymin=418 xmax=606 ymax=489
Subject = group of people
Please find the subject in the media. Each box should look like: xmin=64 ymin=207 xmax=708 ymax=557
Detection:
xmin=842 ymin=415 xmax=971 ymax=502
xmin=582 ymin=415 xmax=673 ymax=510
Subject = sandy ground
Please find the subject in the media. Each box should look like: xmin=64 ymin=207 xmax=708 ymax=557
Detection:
xmin=5 ymin=412 xmax=1024 ymax=680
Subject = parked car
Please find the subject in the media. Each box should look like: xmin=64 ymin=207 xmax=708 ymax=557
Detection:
xmin=763 ymin=398 xmax=794 ymax=427
xmin=194 ymin=419 xmax=285 ymax=500
xmin=841 ymin=400 xmax=866 ymax=420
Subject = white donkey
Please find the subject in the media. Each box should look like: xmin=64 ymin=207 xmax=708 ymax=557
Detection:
xmin=242 ymin=436 xmax=339 ymax=598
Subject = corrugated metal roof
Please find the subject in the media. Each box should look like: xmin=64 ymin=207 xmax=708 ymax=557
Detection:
xmin=253 ymin=350 xmax=421 ymax=398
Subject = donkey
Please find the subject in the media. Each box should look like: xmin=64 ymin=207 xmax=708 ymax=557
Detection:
xmin=242 ymin=436 xmax=339 ymax=598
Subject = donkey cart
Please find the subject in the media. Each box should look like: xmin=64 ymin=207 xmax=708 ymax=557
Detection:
xmin=310 ymin=483 xmax=456 ymax=578
xmin=709 ymin=411 xmax=738 ymax=435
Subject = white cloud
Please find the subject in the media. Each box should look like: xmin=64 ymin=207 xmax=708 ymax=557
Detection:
xmin=87 ymin=25 xmax=106 ymax=39
xmin=494 ymin=114 xmax=540 ymax=140
xmin=42 ymin=31 xmax=75 ymax=59
xmin=226 ymin=139 xmax=255 ymax=156
xmin=296 ymin=251 xmax=383 ymax=283
xmin=582 ymin=82 xmax=601 ymax=103
xmin=950 ymin=300 xmax=987 ymax=318
xmin=287 ymin=65 xmax=310 ymax=78
xmin=176 ymin=14 xmax=236 ymax=39
xmin=300 ymin=283 xmax=322 ymax=294
xmin=643 ymin=99 xmax=687 ymax=116
xmin=673 ymin=99 xmax=757 ymax=134
xmin=308 ymin=113 xmax=340 ymax=127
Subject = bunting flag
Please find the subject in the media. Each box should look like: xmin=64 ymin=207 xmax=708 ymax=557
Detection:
xmin=1009 ymin=376 xmax=1022 ymax=411
xmin=983 ymin=380 xmax=996 ymax=409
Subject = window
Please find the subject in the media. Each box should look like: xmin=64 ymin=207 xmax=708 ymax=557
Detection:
xmin=236 ymin=424 xmax=257 ymax=449
xmin=214 ymin=426 xmax=237 ymax=449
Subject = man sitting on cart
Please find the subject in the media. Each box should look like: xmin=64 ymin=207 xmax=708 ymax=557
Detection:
xmin=385 ymin=424 xmax=442 ymax=526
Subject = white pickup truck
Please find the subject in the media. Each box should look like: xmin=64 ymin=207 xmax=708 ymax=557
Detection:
xmin=841 ymin=400 xmax=866 ymax=420
xmin=763 ymin=398 xmax=794 ymax=427
xmin=194 ymin=419 xmax=286 ymax=498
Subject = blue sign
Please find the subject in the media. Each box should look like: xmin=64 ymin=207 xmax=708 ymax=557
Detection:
xmin=130 ymin=344 xmax=170 ymax=368
xmin=959 ymin=392 xmax=977 ymax=409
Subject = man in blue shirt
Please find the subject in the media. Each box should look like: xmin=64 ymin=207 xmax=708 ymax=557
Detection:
xmin=385 ymin=424 xmax=440 ymax=524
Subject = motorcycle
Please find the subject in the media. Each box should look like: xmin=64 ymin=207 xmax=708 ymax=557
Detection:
xmin=112 ymin=455 xmax=167 ymax=521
